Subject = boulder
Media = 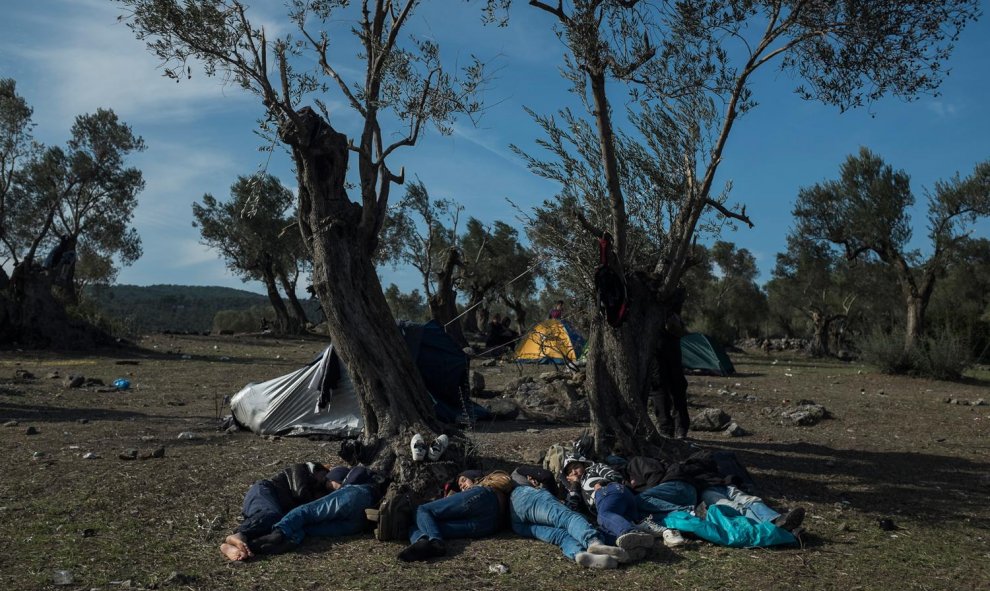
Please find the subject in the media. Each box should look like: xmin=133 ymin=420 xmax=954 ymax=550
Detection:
xmin=762 ymin=402 xmax=830 ymax=426
xmin=691 ymin=408 xmax=731 ymax=431
xmin=724 ymin=422 xmax=748 ymax=437
xmin=479 ymin=398 xmax=520 ymax=421
xmin=506 ymin=378 xmax=588 ymax=423
xmin=64 ymin=375 xmax=85 ymax=388
xmin=14 ymin=369 xmax=35 ymax=380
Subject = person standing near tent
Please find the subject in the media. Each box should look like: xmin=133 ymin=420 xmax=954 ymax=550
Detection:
xmin=653 ymin=302 xmax=690 ymax=439
xmin=219 ymin=461 xmax=331 ymax=561
xmin=397 ymin=470 xmax=514 ymax=561
xmin=229 ymin=465 xmax=380 ymax=558
xmin=549 ymin=300 xmax=564 ymax=319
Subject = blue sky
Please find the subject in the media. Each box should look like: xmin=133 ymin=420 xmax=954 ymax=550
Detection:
xmin=1 ymin=0 xmax=988 ymax=295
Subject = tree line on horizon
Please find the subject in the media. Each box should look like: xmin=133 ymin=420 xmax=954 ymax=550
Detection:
xmin=1 ymin=0 xmax=987 ymax=487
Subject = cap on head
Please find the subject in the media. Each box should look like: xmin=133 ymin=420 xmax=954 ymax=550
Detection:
xmin=326 ymin=466 xmax=350 ymax=484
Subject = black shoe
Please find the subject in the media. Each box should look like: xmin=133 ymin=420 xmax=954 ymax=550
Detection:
xmin=249 ymin=529 xmax=297 ymax=555
xmin=426 ymin=539 xmax=446 ymax=558
xmin=397 ymin=538 xmax=433 ymax=562
xmin=773 ymin=507 xmax=806 ymax=531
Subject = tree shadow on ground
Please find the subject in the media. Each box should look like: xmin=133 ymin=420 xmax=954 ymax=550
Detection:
xmin=708 ymin=439 xmax=990 ymax=527
xmin=0 ymin=401 xmax=152 ymax=423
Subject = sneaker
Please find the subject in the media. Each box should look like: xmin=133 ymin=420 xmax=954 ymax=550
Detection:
xmin=662 ymin=528 xmax=687 ymax=548
xmin=575 ymin=551 xmax=618 ymax=569
xmin=410 ymin=433 xmax=427 ymax=461
xmin=427 ymin=434 xmax=449 ymax=461
xmin=586 ymin=539 xmax=630 ymax=563
xmin=616 ymin=531 xmax=655 ymax=553
xmin=635 ymin=515 xmax=667 ymax=537
xmin=773 ymin=507 xmax=806 ymax=532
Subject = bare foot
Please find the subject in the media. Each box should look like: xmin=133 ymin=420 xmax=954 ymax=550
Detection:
xmin=225 ymin=533 xmax=252 ymax=558
xmin=220 ymin=543 xmax=246 ymax=561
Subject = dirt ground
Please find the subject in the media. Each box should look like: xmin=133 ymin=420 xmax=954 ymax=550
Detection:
xmin=0 ymin=333 xmax=987 ymax=591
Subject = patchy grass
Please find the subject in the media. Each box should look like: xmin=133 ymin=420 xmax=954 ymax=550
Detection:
xmin=1 ymin=336 xmax=988 ymax=590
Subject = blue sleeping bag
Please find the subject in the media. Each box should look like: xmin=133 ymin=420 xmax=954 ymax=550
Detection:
xmin=664 ymin=503 xmax=797 ymax=548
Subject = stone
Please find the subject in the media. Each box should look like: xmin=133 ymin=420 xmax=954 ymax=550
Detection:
xmin=507 ymin=379 xmax=588 ymax=423
xmin=25 ymin=426 xmax=39 ymax=435
xmin=32 ymin=451 xmax=46 ymax=459
xmin=14 ymin=369 xmax=35 ymax=379
xmin=176 ymin=432 xmax=199 ymax=440
xmin=488 ymin=563 xmax=511 ymax=575
xmin=481 ymin=359 xmax=497 ymax=367
xmin=52 ymin=570 xmax=73 ymax=586
xmin=480 ymin=398 xmax=520 ymax=421
xmin=763 ymin=403 xmax=830 ymax=426
xmin=539 ymin=371 xmax=566 ymax=383
xmin=151 ymin=446 xmax=166 ymax=458
xmin=971 ymin=398 xmax=986 ymax=407
xmin=82 ymin=452 xmax=100 ymax=460
xmin=724 ymin=422 xmax=747 ymax=437
xmin=46 ymin=371 xmax=60 ymax=379
xmin=3 ymin=420 xmax=18 ymax=427
xmin=64 ymin=375 xmax=85 ymax=388
xmin=119 ymin=449 xmax=138 ymax=460
xmin=691 ymin=408 xmax=731 ymax=431
xmin=77 ymin=419 xmax=89 ymax=424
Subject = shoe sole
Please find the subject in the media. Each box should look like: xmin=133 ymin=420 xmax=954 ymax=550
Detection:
xmin=617 ymin=532 xmax=655 ymax=551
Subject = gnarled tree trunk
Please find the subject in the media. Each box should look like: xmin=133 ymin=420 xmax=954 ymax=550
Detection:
xmin=277 ymin=268 xmax=310 ymax=329
xmin=427 ymin=247 xmax=467 ymax=348
xmin=260 ymin=263 xmax=297 ymax=334
xmin=584 ymin=273 xmax=693 ymax=461
xmin=284 ymin=109 xmax=457 ymax=488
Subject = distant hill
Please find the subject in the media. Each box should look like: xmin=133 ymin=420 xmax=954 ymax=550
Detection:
xmin=88 ymin=284 xmax=322 ymax=333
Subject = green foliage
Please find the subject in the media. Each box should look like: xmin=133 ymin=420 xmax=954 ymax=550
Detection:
xmin=680 ymin=241 xmax=767 ymax=342
xmin=211 ymin=305 xmax=274 ymax=334
xmin=85 ymin=284 xmax=321 ymax=334
xmin=793 ymin=149 xmax=990 ymax=353
xmin=383 ymin=283 xmax=429 ymax=323
xmin=859 ymin=327 xmax=974 ymax=380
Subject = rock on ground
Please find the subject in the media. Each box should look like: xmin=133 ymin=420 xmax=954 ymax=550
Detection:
xmin=691 ymin=408 xmax=731 ymax=431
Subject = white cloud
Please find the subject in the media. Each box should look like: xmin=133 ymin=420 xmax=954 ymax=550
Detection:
xmin=167 ymin=238 xmax=222 ymax=269
xmin=2 ymin=0 xmax=257 ymax=132
xmin=927 ymin=101 xmax=959 ymax=118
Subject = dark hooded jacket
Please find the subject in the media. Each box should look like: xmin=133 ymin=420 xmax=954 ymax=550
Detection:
xmin=267 ymin=462 xmax=329 ymax=511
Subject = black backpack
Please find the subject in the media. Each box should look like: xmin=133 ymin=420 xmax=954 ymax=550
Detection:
xmin=594 ymin=235 xmax=628 ymax=327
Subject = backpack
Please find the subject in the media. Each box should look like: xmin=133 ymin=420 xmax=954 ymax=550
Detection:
xmin=543 ymin=431 xmax=594 ymax=478
xmin=543 ymin=444 xmax=568 ymax=477
xmin=594 ymin=236 xmax=628 ymax=328
xmin=365 ymin=483 xmax=414 ymax=542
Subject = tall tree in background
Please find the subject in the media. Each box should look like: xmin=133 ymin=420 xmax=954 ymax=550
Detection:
xmin=120 ymin=0 xmax=487 ymax=478
xmin=380 ymin=180 xmax=466 ymax=346
xmin=1 ymin=79 xmax=145 ymax=346
xmin=458 ymin=218 xmax=538 ymax=332
xmin=768 ymin=235 xmax=857 ymax=356
xmin=192 ymin=174 xmax=306 ymax=334
xmin=509 ymin=0 xmax=979 ymax=455
xmin=793 ymin=148 xmax=990 ymax=360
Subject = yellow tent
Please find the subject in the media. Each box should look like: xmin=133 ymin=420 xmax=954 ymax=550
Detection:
xmin=513 ymin=319 xmax=586 ymax=364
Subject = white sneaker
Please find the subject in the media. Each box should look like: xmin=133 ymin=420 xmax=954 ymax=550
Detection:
xmin=427 ymin=434 xmax=449 ymax=461
xmin=635 ymin=515 xmax=666 ymax=537
xmin=662 ymin=528 xmax=687 ymax=548
xmin=410 ymin=433 xmax=427 ymax=461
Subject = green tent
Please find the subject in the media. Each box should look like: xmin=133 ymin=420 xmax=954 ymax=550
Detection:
xmin=681 ymin=333 xmax=735 ymax=376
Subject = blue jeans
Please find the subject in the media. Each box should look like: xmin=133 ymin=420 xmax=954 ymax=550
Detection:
xmin=237 ymin=481 xmax=286 ymax=538
xmin=701 ymin=485 xmax=780 ymax=523
xmin=637 ymin=480 xmax=697 ymax=520
xmin=409 ymin=486 xmax=501 ymax=543
xmin=509 ymin=486 xmax=600 ymax=559
xmin=593 ymin=483 xmax=639 ymax=541
xmin=274 ymin=484 xmax=374 ymax=544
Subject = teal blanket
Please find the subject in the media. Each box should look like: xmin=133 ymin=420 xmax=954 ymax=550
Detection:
xmin=664 ymin=504 xmax=797 ymax=548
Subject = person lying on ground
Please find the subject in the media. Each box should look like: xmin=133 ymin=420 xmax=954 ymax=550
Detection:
xmin=233 ymin=465 xmax=380 ymax=558
xmin=397 ymin=469 xmax=515 ymax=562
xmin=629 ymin=452 xmax=804 ymax=547
xmin=219 ymin=461 xmax=330 ymax=561
xmin=509 ymin=466 xmax=631 ymax=569
xmin=557 ymin=454 xmax=655 ymax=556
